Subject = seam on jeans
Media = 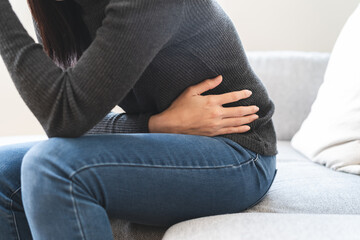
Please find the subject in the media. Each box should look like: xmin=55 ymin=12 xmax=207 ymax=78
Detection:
xmin=70 ymin=182 xmax=86 ymax=240
xmin=253 ymin=153 xmax=259 ymax=162
xmin=10 ymin=187 xmax=22 ymax=240
xmin=212 ymin=136 xmax=259 ymax=164
xmin=244 ymin=165 xmax=277 ymax=211
xmin=68 ymin=159 xmax=255 ymax=179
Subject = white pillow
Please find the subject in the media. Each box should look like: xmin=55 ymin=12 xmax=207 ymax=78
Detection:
xmin=291 ymin=4 xmax=360 ymax=175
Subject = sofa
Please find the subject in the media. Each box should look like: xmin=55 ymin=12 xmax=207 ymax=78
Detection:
xmin=1 ymin=51 xmax=359 ymax=240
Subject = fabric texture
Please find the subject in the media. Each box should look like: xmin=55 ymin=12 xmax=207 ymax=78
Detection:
xmin=0 ymin=0 xmax=277 ymax=156
xmin=291 ymin=4 xmax=360 ymax=175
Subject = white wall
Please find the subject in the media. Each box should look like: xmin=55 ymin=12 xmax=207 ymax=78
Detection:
xmin=1 ymin=0 xmax=359 ymax=136
xmin=0 ymin=1 xmax=43 ymax=136
xmin=218 ymin=0 xmax=359 ymax=52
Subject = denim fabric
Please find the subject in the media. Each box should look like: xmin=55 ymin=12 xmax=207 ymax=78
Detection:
xmin=0 ymin=133 xmax=277 ymax=240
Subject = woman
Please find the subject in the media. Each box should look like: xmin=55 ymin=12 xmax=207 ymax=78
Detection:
xmin=0 ymin=0 xmax=278 ymax=239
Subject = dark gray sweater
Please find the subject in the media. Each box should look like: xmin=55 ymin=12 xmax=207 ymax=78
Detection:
xmin=0 ymin=0 xmax=278 ymax=155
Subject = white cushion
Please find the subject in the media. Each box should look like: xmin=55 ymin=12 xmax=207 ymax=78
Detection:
xmin=291 ymin=4 xmax=360 ymax=175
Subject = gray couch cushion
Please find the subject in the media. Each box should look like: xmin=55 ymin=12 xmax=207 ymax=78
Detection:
xmin=110 ymin=219 xmax=167 ymax=240
xmin=162 ymin=212 xmax=360 ymax=240
xmin=245 ymin=141 xmax=360 ymax=214
xmin=247 ymin=52 xmax=330 ymax=140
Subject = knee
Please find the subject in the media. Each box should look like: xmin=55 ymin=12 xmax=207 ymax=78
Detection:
xmin=20 ymin=138 xmax=76 ymax=193
xmin=20 ymin=138 xmax=81 ymax=211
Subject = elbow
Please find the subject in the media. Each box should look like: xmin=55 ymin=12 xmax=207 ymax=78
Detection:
xmin=45 ymin=128 xmax=85 ymax=139
xmin=44 ymin=123 xmax=88 ymax=139
xmin=41 ymin=106 xmax=95 ymax=138
xmin=40 ymin=100 xmax=100 ymax=138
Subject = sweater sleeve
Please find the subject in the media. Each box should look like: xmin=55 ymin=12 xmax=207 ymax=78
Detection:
xmin=33 ymin=18 xmax=155 ymax=135
xmin=84 ymin=111 xmax=154 ymax=135
xmin=0 ymin=0 xmax=183 ymax=138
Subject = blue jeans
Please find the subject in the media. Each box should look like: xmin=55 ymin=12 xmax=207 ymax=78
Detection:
xmin=0 ymin=133 xmax=277 ymax=240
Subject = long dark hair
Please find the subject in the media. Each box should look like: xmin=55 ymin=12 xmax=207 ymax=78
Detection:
xmin=26 ymin=0 xmax=91 ymax=69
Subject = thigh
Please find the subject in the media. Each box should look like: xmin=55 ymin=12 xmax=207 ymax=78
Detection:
xmin=23 ymin=133 xmax=256 ymax=170
xmin=23 ymin=133 xmax=276 ymax=227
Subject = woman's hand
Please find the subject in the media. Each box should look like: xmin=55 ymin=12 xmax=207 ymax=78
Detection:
xmin=148 ymin=75 xmax=259 ymax=136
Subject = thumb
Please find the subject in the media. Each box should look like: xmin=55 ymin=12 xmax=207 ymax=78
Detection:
xmin=192 ymin=75 xmax=223 ymax=95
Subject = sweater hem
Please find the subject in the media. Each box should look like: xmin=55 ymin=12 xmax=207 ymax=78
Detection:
xmin=215 ymin=133 xmax=278 ymax=156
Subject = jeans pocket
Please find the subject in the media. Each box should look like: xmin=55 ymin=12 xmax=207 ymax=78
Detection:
xmin=213 ymin=136 xmax=258 ymax=163
xmin=243 ymin=147 xmax=258 ymax=161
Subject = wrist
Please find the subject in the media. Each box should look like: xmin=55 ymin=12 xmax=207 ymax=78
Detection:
xmin=148 ymin=113 xmax=177 ymax=134
xmin=148 ymin=114 xmax=162 ymax=133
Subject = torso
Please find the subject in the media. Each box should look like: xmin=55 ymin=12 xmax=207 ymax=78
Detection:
xmin=78 ymin=0 xmax=277 ymax=155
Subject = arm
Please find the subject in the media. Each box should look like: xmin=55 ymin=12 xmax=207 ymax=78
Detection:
xmin=32 ymin=18 xmax=155 ymax=135
xmin=0 ymin=0 xmax=183 ymax=138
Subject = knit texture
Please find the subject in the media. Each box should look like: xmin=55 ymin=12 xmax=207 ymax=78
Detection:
xmin=0 ymin=0 xmax=277 ymax=155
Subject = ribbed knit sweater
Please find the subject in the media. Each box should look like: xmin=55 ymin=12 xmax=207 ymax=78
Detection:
xmin=0 ymin=0 xmax=278 ymax=156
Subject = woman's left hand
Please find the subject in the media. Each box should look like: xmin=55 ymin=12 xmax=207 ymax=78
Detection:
xmin=148 ymin=75 xmax=259 ymax=136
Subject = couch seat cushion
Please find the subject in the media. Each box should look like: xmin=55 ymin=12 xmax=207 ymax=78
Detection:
xmin=245 ymin=141 xmax=360 ymax=214
xmin=163 ymin=212 xmax=360 ymax=240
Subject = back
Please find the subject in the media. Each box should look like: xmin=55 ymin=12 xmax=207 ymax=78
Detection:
xmin=122 ymin=0 xmax=278 ymax=155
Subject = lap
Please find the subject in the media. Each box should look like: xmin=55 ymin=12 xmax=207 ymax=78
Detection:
xmin=3 ymin=134 xmax=276 ymax=227
xmin=22 ymin=133 xmax=261 ymax=171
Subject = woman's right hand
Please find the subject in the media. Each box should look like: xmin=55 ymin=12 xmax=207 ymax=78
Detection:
xmin=148 ymin=75 xmax=260 ymax=136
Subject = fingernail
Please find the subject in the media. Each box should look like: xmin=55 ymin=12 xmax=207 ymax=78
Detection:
xmin=246 ymin=90 xmax=252 ymax=95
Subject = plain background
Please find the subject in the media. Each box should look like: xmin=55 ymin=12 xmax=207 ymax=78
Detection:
xmin=1 ymin=0 xmax=359 ymax=136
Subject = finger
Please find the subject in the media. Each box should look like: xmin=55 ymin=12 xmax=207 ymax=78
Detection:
xmin=190 ymin=75 xmax=223 ymax=95
xmin=220 ymin=114 xmax=259 ymax=128
xmin=221 ymin=105 xmax=259 ymax=118
xmin=215 ymin=125 xmax=251 ymax=135
xmin=211 ymin=90 xmax=252 ymax=105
